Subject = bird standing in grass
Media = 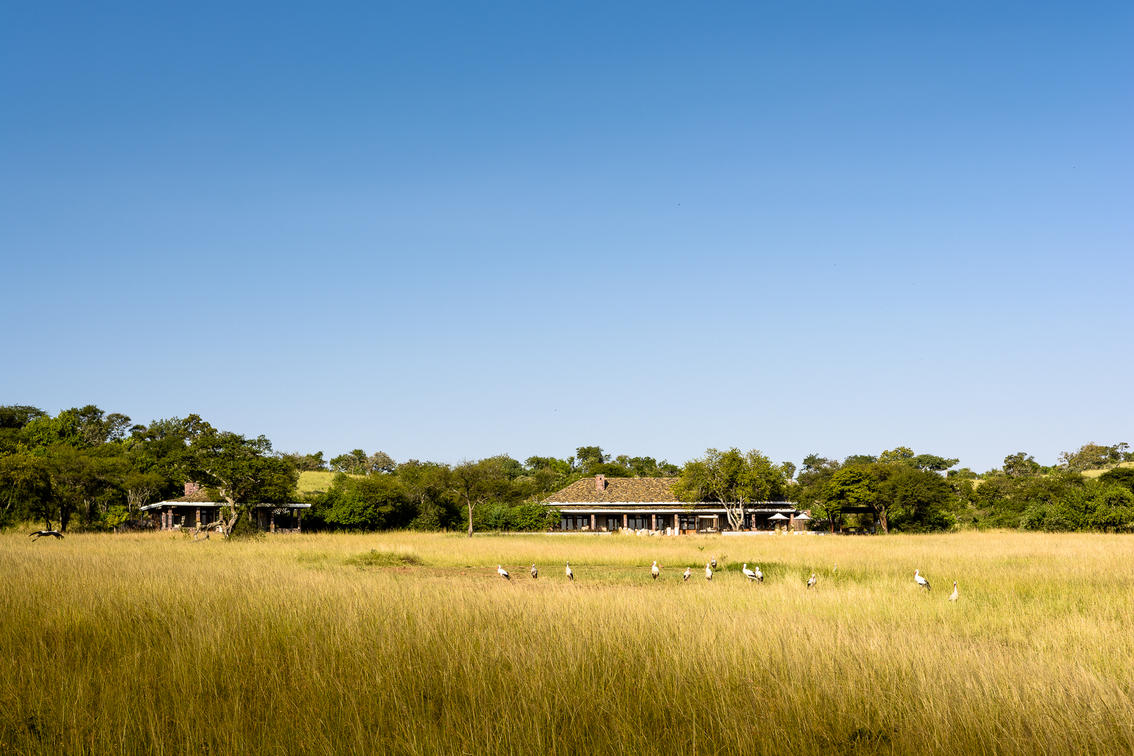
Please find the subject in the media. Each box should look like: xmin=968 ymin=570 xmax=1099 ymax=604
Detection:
xmin=753 ymin=565 xmax=764 ymax=583
xmin=705 ymin=563 xmax=713 ymax=581
xmin=566 ymin=562 xmax=574 ymax=581
xmin=948 ymin=581 xmax=959 ymax=601
xmin=742 ymin=563 xmax=758 ymax=581
xmin=530 ymin=564 xmax=538 ymax=580
xmin=683 ymin=567 xmax=691 ymax=582
xmin=915 ymin=569 xmax=931 ymax=591
xmin=807 ymin=573 xmax=817 ymax=589
xmin=710 ymin=558 xmax=718 ymax=570
xmin=651 ymin=561 xmax=660 ymax=580
xmin=497 ymin=565 xmax=510 ymax=581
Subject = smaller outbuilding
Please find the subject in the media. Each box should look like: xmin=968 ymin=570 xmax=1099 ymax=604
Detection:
xmin=142 ymin=482 xmax=310 ymax=533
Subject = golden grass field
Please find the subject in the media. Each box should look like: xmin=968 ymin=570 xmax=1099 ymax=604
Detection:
xmin=3 ymin=530 xmax=1134 ymax=755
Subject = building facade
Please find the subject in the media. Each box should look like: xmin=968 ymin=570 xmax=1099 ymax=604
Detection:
xmin=544 ymin=475 xmax=807 ymax=533
xmin=142 ymin=482 xmax=310 ymax=533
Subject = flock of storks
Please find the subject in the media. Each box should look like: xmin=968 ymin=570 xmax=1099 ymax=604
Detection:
xmin=497 ymin=559 xmax=960 ymax=601
xmin=29 ymin=528 xmax=959 ymax=601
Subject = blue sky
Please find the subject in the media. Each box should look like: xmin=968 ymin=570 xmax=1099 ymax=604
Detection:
xmin=2 ymin=2 xmax=1131 ymax=472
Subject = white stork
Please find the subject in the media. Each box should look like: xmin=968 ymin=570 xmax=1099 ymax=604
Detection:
xmin=683 ymin=567 xmax=691 ymax=582
xmin=566 ymin=562 xmax=574 ymax=581
xmin=753 ymin=565 xmax=764 ymax=583
xmin=710 ymin=557 xmax=718 ymax=570
xmin=742 ymin=563 xmax=758 ymax=581
xmin=915 ymin=569 xmax=931 ymax=591
xmin=705 ymin=563 xmax=713 ymax=581
xmin=806 ymin=573 xmax=817 ymax=589
xmin=948 ymin=581 xmax=959 ymax=601
xmin=497 ymin=565 xmax=511 ymax=581
xmin=651 ymin=561 xmax=660 ymax=580
xmin=530 ymin=564 xmax=538 ymax=580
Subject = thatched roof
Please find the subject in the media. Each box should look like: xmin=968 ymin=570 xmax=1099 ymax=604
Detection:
xmin=544 ymin=477 xmax=680 ymax=504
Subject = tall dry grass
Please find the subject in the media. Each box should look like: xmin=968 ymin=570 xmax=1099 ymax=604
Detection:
xmin=2 ymin=530 xmax=1133 ymax=754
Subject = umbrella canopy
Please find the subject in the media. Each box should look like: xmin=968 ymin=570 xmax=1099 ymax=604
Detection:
xmin=768 ymin=513 xmax=789 ymax=520
xmin=794 ymin=513 xmax=811 ymax=521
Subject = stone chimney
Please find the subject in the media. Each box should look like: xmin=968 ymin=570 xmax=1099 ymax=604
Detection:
xmin=184 ymin=481 xmax=201 ymax=498
xmin=594 ymin=474 xmax=606 ymax=493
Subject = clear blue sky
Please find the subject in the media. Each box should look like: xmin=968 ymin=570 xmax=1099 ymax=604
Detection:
xmin=2 ymin=2 xmax=1131 ymax=472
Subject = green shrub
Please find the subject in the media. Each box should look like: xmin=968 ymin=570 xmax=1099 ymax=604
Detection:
xmin=344 ymin=549 xmax=423 ymax=567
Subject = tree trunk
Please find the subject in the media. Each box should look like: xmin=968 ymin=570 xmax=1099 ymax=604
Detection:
xmin=724 ymin=501 xmax=745 ymax=531
xmin=878 ymin=509 xmax=889 ymax=534
xmin=219 ymin=496 xmax=242 ymax=537
xmin=466 ymin=499 xmax=474 ymax=538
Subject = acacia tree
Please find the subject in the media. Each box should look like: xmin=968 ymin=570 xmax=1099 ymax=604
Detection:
xmin=450 ymin=456 xmax=514 ymax=537
xmin=186 ymin=428 xmax=298 ymax=536
xmin=675 ymin=448 xmax=792 ymax=530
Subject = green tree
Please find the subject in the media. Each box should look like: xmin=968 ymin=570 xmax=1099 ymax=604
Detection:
xmin=1088 ymin=484 xmax=1134 ymax=532
xmin=823 ymin=467 xmax=878 ymax=533
xmin=185 ymin=428 xmax=298 ymax=536
xmin=1099 ymin=466 xmax=1134 ymax=494
xmin=878 ymin=464 xmax=954 ymax=532
xmin=280 ymin=451 xmax=328 ymax=471
xmin=1002 ymin=452 xmax=1041 ymax=478
xmin=1059 ymin=442 xmax=1131 ymax=472
xmin=574 ymin=446 xmax=609 ymax=473
xmin=397 ymin=460 xmax=459 ymax=530
xmin=0 ymin=453 xmax=53 ymax=528
xmin=0 ymin=405 xmax=47 ymax=453
xmin=450 ymin=456 xmax=515 ymax=537
xmin=322 ymin=474 xmax=412 ymax=530
xmin=675 ymin=448 xmax=792 ymax=530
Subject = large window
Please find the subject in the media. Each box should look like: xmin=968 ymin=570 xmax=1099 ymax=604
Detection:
xmin=559 ymin=515 xmax=590 ymax=531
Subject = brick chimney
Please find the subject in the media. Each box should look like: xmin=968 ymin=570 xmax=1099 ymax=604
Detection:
xmin=184 ymin=481 xmax=201 ymax=498
xmin=594 ymin=474 xmax=606 ymax=493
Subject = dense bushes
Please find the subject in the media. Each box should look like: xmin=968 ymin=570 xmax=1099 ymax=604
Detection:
xmin=305 ymin=473 xmax=560 ymax=533
xmin=975 ymin=473 xmax=1134 ymax=533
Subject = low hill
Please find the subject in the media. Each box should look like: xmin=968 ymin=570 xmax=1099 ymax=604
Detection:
xmin=1082 ymin=461 xmax=1134 ymax=479
xmin=297 ymin=470 xmax=338 ymax=496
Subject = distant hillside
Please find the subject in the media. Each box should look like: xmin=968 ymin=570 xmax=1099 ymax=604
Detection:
xmin=297 ymin=470 xmax=338 ymax=496
xmin=1082 ymin=461 xmax=1134 ymax=479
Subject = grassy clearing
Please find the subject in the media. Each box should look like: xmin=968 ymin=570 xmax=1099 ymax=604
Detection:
xmin=297 ymin=470 xmax=338 ymax=495
xmin=1082 ymin=461 xmax=1134 ymax=479
xmin=2 ymin=531 xmax=1134 ymax=754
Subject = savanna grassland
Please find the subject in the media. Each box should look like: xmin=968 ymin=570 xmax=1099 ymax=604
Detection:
xmin=2 ymin=531 xmax=1134 ymax=755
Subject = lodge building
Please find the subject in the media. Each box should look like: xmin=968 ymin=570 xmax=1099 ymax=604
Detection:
xmin=544 ymin=475 xmax=808 ymax=534
xmin=142 ymin=482 xmax=310 ymax=533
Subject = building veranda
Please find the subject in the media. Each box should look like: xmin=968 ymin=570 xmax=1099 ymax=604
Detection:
xmin=142 ymin=482 xmax=310 ymax=533
xmin=544 ymin=475 xmax=809 ymax=534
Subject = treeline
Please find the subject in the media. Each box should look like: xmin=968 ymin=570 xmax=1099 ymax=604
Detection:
xmin=282 ymin=445 xmax=678 ymax=536
xmin=0 ymin=406 xmax=676 ymax=534
xmin=2 ymin=404 xmax=1132 ymax=534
